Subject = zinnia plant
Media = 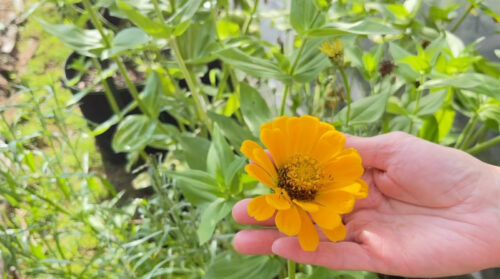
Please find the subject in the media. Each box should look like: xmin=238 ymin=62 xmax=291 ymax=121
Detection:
xmin=241 ymin=115 xmax=368 ymax=251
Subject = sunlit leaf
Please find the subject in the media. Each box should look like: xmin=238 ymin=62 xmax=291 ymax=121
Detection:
xmin=240 ymin=83 xmax=273 ymax=135
xmin=197 ymin=198 xmax=234 ymax=244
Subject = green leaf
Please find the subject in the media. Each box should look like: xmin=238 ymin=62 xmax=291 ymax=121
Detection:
xmin=478 ymin=104 xmax=500 ymax=131
xmin=216 ymin=48 xmax=291 ymax=82
xmin=389 ymin=115 xmax=412 ymax=132
xmin=409 ymin=90 xmax=447 ymax=116
xmin=386 ymin=96 xmax=408 ymax=115
xmin=204 ymin=252 xmax=281 ymax=279
xmin=168 ymin=0 xmax=204 ymax=36
xmin=112 ymin=115 xmax=157 ymax=152
xmin=30 ymin=244 xmax=45 ymax=260
xmin=308 ymin=266 xmax=378 ymax=279
xmin=208 ymin=111 xmax=254 ymax=148
xmin=165 ymin=170 xmax=221 ymax=206
xmin=240 ymin=83 xmax=272 ymax=135
xmin=312 ymin=0 xmax=331 ymax=11
xmin=176 ymin=16 xmax=218 ymax=64
xmin=435 ymin=108 xmax=455 ymax=141
xmin=225 ymin=157 xmax=246 ymax=192
xmin=292 ymin=38 xmax=331 ymax=83
xmin=197 ymin=198 xmax=234 ymax=244
xmin=429 ymin=4 xmax=461 ymax=21
xmin=423 ymin=73 xmax=500 ymax=100
xmin=307 ymin=20 xmax=400 ymax=37
xmin=445 ymin=31 xmax=464 ymax=57
xmin=495 ymin=49 xmax=500 ymax=59
xmin=179 ymin=136 xmax=211 ymax=171
xmin=400 ymin=52 xmax=430 ymax=74
xmin=103 ymin=27 xmax=150 ymax=58
xmin=217 ymin=20 xmax=240 ymax=40
xmin=290 ymin=0 xmax=325 ymax=33
xmin=363 ymin=53 xmax=376 ymax=75
xmin=335 ymin=93 xmax=390 ymax=125
xmin=39 ymin=20 xmax=103 ymax=57
xmin=389 ymin=43 xmax=419 ymax=81
xmin=387 ymin=3 xmax=410 ymax=19
xmin=141 ymin=71 xmax=168 ymax=117
xmin=419 ymin=116 xmax=439 ymax=142
xmin=148 ymin=123 xmax=179 ymax=150
xmin=207 ymin=124 xmax=235 ymax=177
xmin=116 ymin=0 xmax=171 ymax=38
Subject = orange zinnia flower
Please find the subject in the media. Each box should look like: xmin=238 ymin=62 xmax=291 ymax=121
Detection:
xmin=240 ymin=115 xmax=368 ymax=251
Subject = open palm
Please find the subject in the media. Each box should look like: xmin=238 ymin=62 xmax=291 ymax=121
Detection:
xmin=232 ymin=132 xmax=500 ymax=277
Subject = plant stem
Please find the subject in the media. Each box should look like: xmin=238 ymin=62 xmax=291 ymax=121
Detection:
xmin=466 ymin=135 xmax=500 ymax=155
xmin=168 ymin=37 xmax=212 ymax=132
xmin=455 ymin=114 xmax=478 ymax=149
xmin=288 ymin=260 xmax=296 ymax=279
xmin=91 ymin=58 xmax=121 ymax=115
xmin=114 ymin=58 xmax=153 ymax=117
xmin=279 ymin=36 xmax=309 ymax=116
xmin=82 ymin=0 xmax=111 ymax=47
xmin=152 ymin=0 xmax=166 ymax=22
xmin=339 ymin=67 xmax=351 ymax=126
xmin=243 ymin=0 xmax=260 ymax=34
xmin=463 ymin=123 xmax=487 ymax=150
xmin=278 ymin=10 xmax=322 ymax=116
xmin=215 ymin=64 xmax=229 ymax=101
xmin=451 ymin=4 xmax=473 ymax=32
xmin=279 ymin=84 xmax=290 ymax=116
xmin=290 ymin=38 xmax=308 ymax=74
xmin=169 ymin=0 xmax=176 ymax=13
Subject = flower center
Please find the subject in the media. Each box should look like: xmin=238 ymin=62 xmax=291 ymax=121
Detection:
xmin=277 ymin=155 xmax=322 ymax=201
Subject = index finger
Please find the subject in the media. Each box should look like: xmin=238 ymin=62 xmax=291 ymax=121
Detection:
xmin=344 ymin=132 xmax=404 ymax=171
xmin=232 ymin=199 xmax=276 ymax=226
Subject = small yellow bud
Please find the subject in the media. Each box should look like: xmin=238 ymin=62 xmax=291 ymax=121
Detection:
xmin=319 ymin=39 xmax=344 ymax=66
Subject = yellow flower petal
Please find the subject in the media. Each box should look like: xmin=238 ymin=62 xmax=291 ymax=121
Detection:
xmin=315 ymin=191 xmax=355 ymax=214
xmin=323 ymin=148 xmax=364 ymax=182
xmin=335 ymin=179 xmax=369 ymax=199
xmin=317 ymin=122 xmax=335 ymax=134
xmin=275 ymin=206 xmax=301 ymax=236
xmin=266 ymin=193 xmax=291 ymax=210
xmin=261 ymin=128 xmax=287 ymax=168
xmin=270 ymin=116 xmax=289 ymax=132
xmin=355 ymin=179 xmax=369 ymax=199
xmin=293 ymin=200 xmax=319 ymax=212
xmin=244 ymin=164 xmax=276 ymax=189
xmin=295 ymin=116 xmax=320 ymax=155
xmin=311 ymin=130 xmax=346 ymax=163
xmin=297 ymin=208 xmax=319 ymax=251
xmin=248 ymin=195 xmax=276 ymax=221
xmin=286 ymin=117 xmax=301 ymax=154
xmin=321 ymin=224 xmax=347 ymax=242
xmin=241 ymin=140 xmax=278 ymax=179
xmin=310 ymin=207 xmax=342 ymax=230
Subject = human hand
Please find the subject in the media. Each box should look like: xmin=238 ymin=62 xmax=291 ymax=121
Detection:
xmin=232 ymin=132 xmax=500 ymax=277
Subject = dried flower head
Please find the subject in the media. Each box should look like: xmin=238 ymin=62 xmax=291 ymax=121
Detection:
xmin=379 ymin=60 xmax=397 ymax=77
